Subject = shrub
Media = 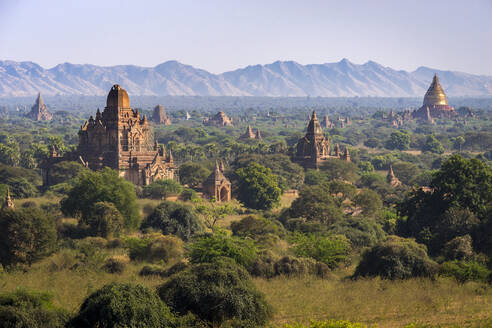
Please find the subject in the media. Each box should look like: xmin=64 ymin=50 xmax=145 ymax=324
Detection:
xmin=157 ymin=258 xmax=272 ymax=327
xmin=141 ymin=201 xmax=203 ymax=241
xmin=48 ymin=161 xmax=86 ymax=185
xmin=139 ymin=261 xmax=189 ymax=278
xmin=290 ymin=233 xmax=350 ymax=269
xmin=440 ymin=260 xmax=490 ymax=283
xmin=231 ymin=215 xmax=284 ymax=238
xmin=0 ymin=208 xmax=57 ymax=267
xmin=142 ymin=179 xmax=183 ymax=199
xmin=83 ymin=201 xmax=123 ymax=238
xmin=328 ymin=217 xmax=386 ymax=248
xmin=353 ymin=236 xmax=438 ymax=280
xmin=441 ymin=234 xmax=475 ymax=261
xmin=69 ymin=283 xmax=176 ymax=327
xmin=0 ymin=289 xmax=69 ymax=328
xmin=249 ymin=255 xmax=330 ymax=279
xmin=188 ymin=231 xmax=257 ymax=267
xmin=126 ymin=235 xmax=184 ymax=263
xmin=180 ymin=188 xmax=197 ymax=201
xmin=178 ymin=162 xmax=211 ymax=188
xmin=102 ymin=257 xmax=127 ymax=274
xmin=354 ymin=188 xmax=383 ymax=217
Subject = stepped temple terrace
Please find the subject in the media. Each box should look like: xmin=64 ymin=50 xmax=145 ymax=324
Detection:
xmin=413 ymin=74 xmax=456 ymax=121
xmin=42 ymin=84 xmax=176 ymax=186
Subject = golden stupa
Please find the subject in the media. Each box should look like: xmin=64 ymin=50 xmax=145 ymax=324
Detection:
xmin=423 ymin=74 xmax=448 ymax=106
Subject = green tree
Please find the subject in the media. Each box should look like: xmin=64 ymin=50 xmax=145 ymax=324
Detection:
xmin=48 ymin=161 xmax=86 ymax=185
xmin=422 ymin=135 xmax=444 ymax=154
xmin=83 ymin=202 xmax=123 ymax=238
xmin=236 ymin=162 xmax=281 ymax=210
xmin=354 ymin=188 xmax=383 ymax=217
xmin=386 ymin=130 xmax=411 ymax=150
xmin=70 ymin=283 xmax=176 ymax=328
xmin=288 ymin=185 xmax=343 ymax=225
xmin=188 ymin=231 xmax=257 ymax=267
xmin=0 ymin=208 xmax=57 ymax=266
xmin=291 ymin=233 xmax=350 ymax=269
xmin=0 ymin=143 xmax=20 ymax=166
xmin=61 ymin=168 xmax=140 ymax=230
xmin=178 ymin=162 xmax=211 ymax=188
xmin=452 ymin=136 xmax=465 ymax=152
xmin=319 ymin=159 xmax=359 ymax=182
xmin=142 ymin=179 xmax=183 ymax=199
xmin=157 ymin=258 xmax=271 ymax=328
xmin=141 ymin=201 xmax=203 ymax=241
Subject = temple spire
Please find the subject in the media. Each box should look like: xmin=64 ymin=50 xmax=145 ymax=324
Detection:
xmin=306 ymin=111 xmax=323 ymax=136
xmin=2 ymin=187 xmax=14 ymax=210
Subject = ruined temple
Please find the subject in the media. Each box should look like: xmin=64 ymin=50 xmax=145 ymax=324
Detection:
xmin=255 ymin=128 xmax=262 ymax=140
xmin=322 ymin=115 xmax=334 ymax=129
xmin=25 ymin=93 xmax=53 ymax=121
xmin=203 ymin=111 xmax=233 ymax=127
xmin=203 ymin=161 xmax=231 ymax=202
xmin=43 ymin=85 xmax=176 ymax=186
xmin=413 ymin=74 xmax=456 ymax=121
xmin=152 ymin=105 xmax=171 ymax=125
xmin=387 ymin=165 xmax=402 ymax=187
xmin=240 ymin=125 xmax=255 ymax=140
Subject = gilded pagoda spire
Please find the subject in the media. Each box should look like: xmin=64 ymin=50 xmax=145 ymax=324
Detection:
xmin=423 ymin=74 xmax=448 ymax=106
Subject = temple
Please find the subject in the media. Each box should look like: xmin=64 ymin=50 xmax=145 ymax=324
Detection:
xmin=43 ymin=85 xmax=176 ymax=186
xmin=203 ymin=161 xmax=231 ymax=202
xmin=387 ymin=165 xmax=402 ymax=187
xmin=413 ymin=74 xmax=456 ymax=121
xmin=2 ymin=188 xmax=14 ymax=210
xmin=293 ymin=111 xmax=331 ymax=169
xmin=203 ymin=111 xmax=233 ymax=127
xmin=25 ymin=93 xmax=53 ymax=121
xmin=152 ymin=105 xmax=171 ymax=125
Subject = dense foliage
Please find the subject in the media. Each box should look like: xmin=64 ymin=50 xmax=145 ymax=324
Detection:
xmin=235 ymin=162 xmax=281 ymax=210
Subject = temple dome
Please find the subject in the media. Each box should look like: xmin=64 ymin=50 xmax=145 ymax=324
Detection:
xmin=106 ymin=84 xmax=130 ymax=108
xmin=423 ymin=74 xmax=448 ymax=106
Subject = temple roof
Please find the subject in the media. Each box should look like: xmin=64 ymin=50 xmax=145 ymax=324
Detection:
xmin=306 ymin=111 xmax=323 ymax=136
xmin=423 ymin=74 xmax=448 ymax=106
xmin=106 ymin=84 xmax=130 ymax=108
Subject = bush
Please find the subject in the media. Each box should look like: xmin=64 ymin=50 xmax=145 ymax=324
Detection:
xmin=328 ymin=217 xmax=386 ymax=248
xmin=102 ymin=257 xmax=127 ymax=274
xmin=249 ymin=255 xmax=330 ymax=279
xmin=440 ymin=260 xmax=490 ymax=283
xmin=231 ymin=215 xmax=284 ymax=238
xmin=141 ymin=201 xmax=203 ymax=241
xmin=188 ymin=231 xmax=257 ymax=267
xmin=142 ymin=179 xmax=183 ymax=199
xmin=69 ymin=283 xmax=176 ymax=327
xmin=48 ymin=161 xmax=86 ymax=185
xmin=178 ymin=162 xmax=211 ymax=188
xmin=139 ymin=262 xmax=189 ymax=278
xmin=354 ymin=189 xmax=383 ymax=217
xmin=353 ymin=236 xmax=438 ymax=280
xmin=290 ymin=233 xmax=350 ymax=269
xmin=442 ymin=234 xmax=475 ymax=261
xmin=83 ymin=201 xmax=123 ymax=238
xmin=0 ymin=208 xmax=57 ymax=267
xmin=180 ymin=188 xmax=197 ymax=201
xmin=157 ymin=258 xmax=272 ymax=327
xmin=0 ymin=289 xmax=69 ymax=328
xmin=126 ymin=235 xmax=184 ymax=263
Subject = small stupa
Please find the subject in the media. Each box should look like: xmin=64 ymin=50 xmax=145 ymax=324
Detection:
xmin=387 ymin=165 xmax=402 ymax=187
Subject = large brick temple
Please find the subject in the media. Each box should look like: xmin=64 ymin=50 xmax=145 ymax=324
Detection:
xmin=43 ymin=84 xmax=176 ymax=186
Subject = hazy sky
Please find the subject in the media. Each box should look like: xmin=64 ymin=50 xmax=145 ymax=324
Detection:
xmin=1 ymin=0 xmax=491 ymax=74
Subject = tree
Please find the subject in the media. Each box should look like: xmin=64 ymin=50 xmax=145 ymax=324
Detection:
xmin=83 ymin=202 xmax=123 ymax=238
xmin=69 ymin=283 xmax=176 ymax=328
xmin=319 ymin=159 xmax=359 ymax=182
xmin=178 ymin=162 xmax=211 ymax=188
xmin=0 ymin=289 xmax=69 ymax=328
xmin=0 ymin=208 xmax=57 ymax=266
xmin=236 ymin=162 xmax=281 ymax=210
xmin=422 ymin=135 xmax=444 ymax=154
xmin=157 ymin=259 xmax=271 ymax=328
xmin=386 ymin=130 xmax=411 ymax=150
xmin=61 ymin=168 xmax=140 ymax=230
xmin=142 ymin=179 xmax=183 ymax=199
xmin=392 ymin=161 xmax=421 ymax=185
xmin=188 ymin=231 xmax=257 ymax=267
xmin=452 ymin=136 xmax=465 ymax=152
xmin=353 ymin=236 xmax=438 ymax=280
xmin=290 ymin=233 xmax=350 ymax=269
xmin=354 ymin=188 xmax=383 ymax=217
xmin=47 ymin=161 xmax=86 ymax=185
xmin=141 ymin=201 xmax=203 ymax=241
xmin=288 ymin=185 xmax=343 ymax=225
xmin=0 ymin=141 xmax=20 ymax=166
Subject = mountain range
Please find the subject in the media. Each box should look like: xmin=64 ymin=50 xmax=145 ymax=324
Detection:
xmin=1 ymin=59 xmax=491 ymax=98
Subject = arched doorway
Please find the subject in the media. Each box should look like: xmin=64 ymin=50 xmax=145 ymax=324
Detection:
xmin=219 ymin=186 xmax=229 ymax=202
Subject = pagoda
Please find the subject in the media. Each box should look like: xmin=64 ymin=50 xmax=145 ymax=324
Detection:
xmin=413 ymin=74 xmax=456 ymax=120
xmin=293 ymin=111 xmax=331 ymax=169
xmin=152 ymin=105 xmax=171 ymax=125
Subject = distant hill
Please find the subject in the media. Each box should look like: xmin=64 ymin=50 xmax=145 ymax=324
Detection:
xmin=1 ymin=59 xmax=491 ymax=97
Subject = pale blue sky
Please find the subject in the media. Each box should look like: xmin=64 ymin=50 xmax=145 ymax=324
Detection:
xmin=0 ymin=0 xmax=491 ymax=74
